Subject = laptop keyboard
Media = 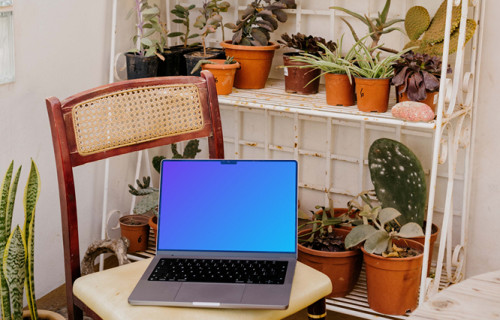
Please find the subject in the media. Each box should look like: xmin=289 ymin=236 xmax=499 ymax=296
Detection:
xmin=148 ymin=258 xmax=288 ymax=284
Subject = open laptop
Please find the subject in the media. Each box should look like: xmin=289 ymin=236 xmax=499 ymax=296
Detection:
xmin=129 ymin=159 xmax=298 ymax=309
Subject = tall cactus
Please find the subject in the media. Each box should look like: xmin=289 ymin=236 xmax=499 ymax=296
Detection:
xmin=368 ymin=139 xmax=426 ymax=227
xmin=0 ymin=160 xmax=40 ymax=320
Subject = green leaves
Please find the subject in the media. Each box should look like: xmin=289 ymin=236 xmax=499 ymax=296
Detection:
xmin=3 ymin=226 xmax=25 ymax=320
xmin=345 ymin=224 xmax=376 ymax=249
xmin=398 ymin=222 xmax=424 ymax=238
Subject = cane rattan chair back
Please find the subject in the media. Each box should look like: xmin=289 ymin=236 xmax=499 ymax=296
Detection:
xmin=46 ymin=72 xmax=224 ymax=320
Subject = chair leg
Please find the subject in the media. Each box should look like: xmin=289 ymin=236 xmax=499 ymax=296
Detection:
xmin=307 ymin=298 xmax=327 ymax=320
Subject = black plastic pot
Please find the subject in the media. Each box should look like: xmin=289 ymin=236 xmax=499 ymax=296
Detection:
xmin=185 ymin=48 xmax=225 ymax=76
xmin=125 ymin=53 xmax=159 ymax=79
xmin=157 ymin=45 xmax=201 ymax=76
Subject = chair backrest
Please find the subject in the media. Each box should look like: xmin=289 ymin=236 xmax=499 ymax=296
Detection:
xmin=46 ymin=71 xmax=224 ymax=320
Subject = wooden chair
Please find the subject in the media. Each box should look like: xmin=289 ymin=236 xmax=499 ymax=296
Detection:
xmin=46 ymin=72 xmax=224 ymax=320
xmin=47 ymin=71 xmax=332 ymax=320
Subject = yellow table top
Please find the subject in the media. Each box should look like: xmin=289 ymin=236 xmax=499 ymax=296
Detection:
xmin=74 ymin=258 xmax=332 ymax=320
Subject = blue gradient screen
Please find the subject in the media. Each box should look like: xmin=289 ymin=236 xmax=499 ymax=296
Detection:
xmin=157 ymin=160 xmax=297 ymax=253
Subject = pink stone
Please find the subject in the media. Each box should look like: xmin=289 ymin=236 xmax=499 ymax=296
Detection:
xmin=391 ymin=101 xmax=435 ymax=122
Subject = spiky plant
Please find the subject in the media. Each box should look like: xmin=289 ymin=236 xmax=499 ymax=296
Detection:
xmin=391 ymin=51 xmax=452 ymax=101
xmin=331 ymin=0 xmax=404 ymax=53
xmin=403 ymin=1 xmax=477 ymax=56
xmin=0 ymin=160 xmax=40 ymax=320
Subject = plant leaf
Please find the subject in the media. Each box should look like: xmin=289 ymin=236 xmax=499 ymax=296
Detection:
xmin=3 ymin=226 xmax=25 ymax=320
xmin=378 ymin=207 xmax=401 ymax=227
xmin=364 ymin=230 xmax=390 ymax=254
xmin=344 ymin=224 xmax=377 ymax=249
xmin=397 ymin=222 xmax=424 ymax=238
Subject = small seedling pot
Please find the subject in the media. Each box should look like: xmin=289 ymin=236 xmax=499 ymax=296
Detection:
xmin=119 ymin=214 xmax=150 ymax=253
xmin=202 ymin=60 xmax=240 ymax=95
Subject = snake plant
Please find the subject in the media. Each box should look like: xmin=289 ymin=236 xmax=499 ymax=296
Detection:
xmin=0 ymin=160 xmax=40 ymax=320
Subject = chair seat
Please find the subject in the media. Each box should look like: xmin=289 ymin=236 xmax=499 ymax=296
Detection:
xmin=74 ymin=259 xmax=332 ymax=320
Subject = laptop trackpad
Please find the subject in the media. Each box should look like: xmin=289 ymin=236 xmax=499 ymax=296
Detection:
xmin=175 ymin=283 xmax=245 ymax=303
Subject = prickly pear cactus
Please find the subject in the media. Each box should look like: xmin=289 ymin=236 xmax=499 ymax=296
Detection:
xmin=368 ymin=138 xmax=426 ymax=227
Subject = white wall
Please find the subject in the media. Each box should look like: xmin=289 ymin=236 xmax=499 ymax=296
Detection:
xmin=0 ymin=0 xmax=497 ymax=300
xmin=466 ymin=0 xmax=500 ymax=276
xmin=0 ymin=0 xmax=112 ymax=298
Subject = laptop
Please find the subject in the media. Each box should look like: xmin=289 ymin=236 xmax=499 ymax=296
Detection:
xmin=129 ymin=159 xmax=298 ymax=309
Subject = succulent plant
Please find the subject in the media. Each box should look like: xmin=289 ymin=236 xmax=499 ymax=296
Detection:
xmin=404 ymin=1 xmax=477 ymax=56
xmin=344 ymin=207 xmax=424 ymax=257
xmin=224 ymin=0 xmax=296 ymax=46
xmin=331 ymin=0 xmax=404 ymax=54
xmin=208 ymin=0 xmax=231 ymax=41
xmin=191 ymin=56 xmax=237 ymax=74
xmin=368 ymin=138 xmax=427 ymax=227
xmin=193 ymin=0 xmax=226 ymax=56
xmin=404 ymin=6 xmax=431 ymax=41
xmin=0 ymin=160 xmax=40 ymax=319
xmin=168 ymin=4 xmax=200 ymax=48
xmin=298 ymin=205 xmax=343 ymax=245
xmin=278 ymin=33 xmax=337 ymax=55
xmin=392 ymin=51 xmax=452 ymax=101
xmin=128 ymin=0 xmax=163 ymax=57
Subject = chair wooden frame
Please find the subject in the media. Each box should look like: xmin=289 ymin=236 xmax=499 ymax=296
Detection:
xmin=46 ymin=71 xmax=224 ymax=320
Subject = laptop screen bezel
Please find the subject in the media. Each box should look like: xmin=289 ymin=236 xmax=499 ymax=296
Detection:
xmin=155 ymin=159 xmax=298 ymax=257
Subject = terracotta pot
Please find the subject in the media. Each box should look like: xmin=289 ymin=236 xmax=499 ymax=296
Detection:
xmin=298 ymin=228 xmax=362 ymax=298
xmin=220 ymin=41 xmax=279 ymax=89
xmin=396 ymin=85 xmax=439 ymax=113
xmin=409 ymin=222 xmax=439 ymax=275
xmin=185 ymin=49 xmax=223 ymax=76
xmin=355 ymin=77 xmax=391 ymax=113
xmin=325 ymin=73 xmax=355 ymax=106
xmin=201 ymin=59 xmax=241 ymax=95
xmin=149 ymin=215 xmax=158 ymax=243
xmin=362 ymin=238 xmax=423 ymax=315
xmin=119 ymin=215 xmax=150 ymax=253
xmin=23 ymin=310 xmax=65 ymax=320
xmin=282 ymin=53 xmax=321 ymax=95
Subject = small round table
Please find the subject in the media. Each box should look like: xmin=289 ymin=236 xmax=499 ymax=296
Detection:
xmin=409 ymin=269 xmax=500 ymax=319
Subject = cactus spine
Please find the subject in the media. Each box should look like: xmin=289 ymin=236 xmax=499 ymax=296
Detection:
xmin=368 ymin=139 xmax=426 ymax=227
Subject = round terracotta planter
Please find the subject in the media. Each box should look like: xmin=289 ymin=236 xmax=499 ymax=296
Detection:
xmin=201 ymin=59 xmax=241 ymax=95
xmin=325 ymin=73 xmax=355 ymax=106
xmin=409 ymin=223 xmax=439 ymax=276
xmin=355 ymin=77 xmax=391 ymax=113
xmin=362 ymin=238 xmax=424 ymax=315
xmin=119 ymin=214 xmax=150 ymax=253
xmin=220 ymin=41 xmax=279 ymax=89
xmin=149 ymin=215 xmax=158 ymax=243
xmin=282 ymin=53 xmax=321 ymax=95
xmin=298 ymin=228 xmax=363 ymax=298
xmin=22 ymin=310 xmax=65 ymax=320
xmin=396 ymin=85 xmax=439 ymax=113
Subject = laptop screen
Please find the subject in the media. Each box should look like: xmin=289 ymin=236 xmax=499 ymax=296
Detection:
xmin=156 ymin=160 xmax=297 ymax=253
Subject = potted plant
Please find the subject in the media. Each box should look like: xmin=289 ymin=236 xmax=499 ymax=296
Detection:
xmin=331 ymin=0 xmax=404 ymax=54
xmin=347 ymin=40 xmax=411 ymax=112
xmin=185 ymin=0 xmax=228 ymax=76
xmin=191 ymin=56 xmax=240 ymax=95
xmin=157 ymin=4 xmax=201 ymax=76
xmin=277 ymin=33 xmax=337 ymax=95
xmin=0 ymin=160 xmax=64 ymax=320
xmin=345 ymin=207 xmax=425 ymax=315
xmin=288 ymin=35 xmax=356 ymax=106
xmin=126 ymin=0 xmax=163 ymax=79
xmin=221 ymin=0 xmax=296 ymax=89
xmin=392 ymin=51 xmax=452 ymax=112
xmin=298 ymin=205 xmax=363 ymax=298
xmin=368 ymin=138 xmax=439 ymax=276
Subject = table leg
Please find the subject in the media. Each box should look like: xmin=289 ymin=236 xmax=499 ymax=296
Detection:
xmin=307 ymin=298 xmax=327 ymax=320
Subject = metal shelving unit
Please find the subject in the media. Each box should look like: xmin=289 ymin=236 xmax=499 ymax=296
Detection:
xmin=104 ymin=0 xmax=485 ymax=318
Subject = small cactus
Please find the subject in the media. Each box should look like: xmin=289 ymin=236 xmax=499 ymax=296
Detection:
xmin=368 ymin=138 xmax=426 ymax=227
